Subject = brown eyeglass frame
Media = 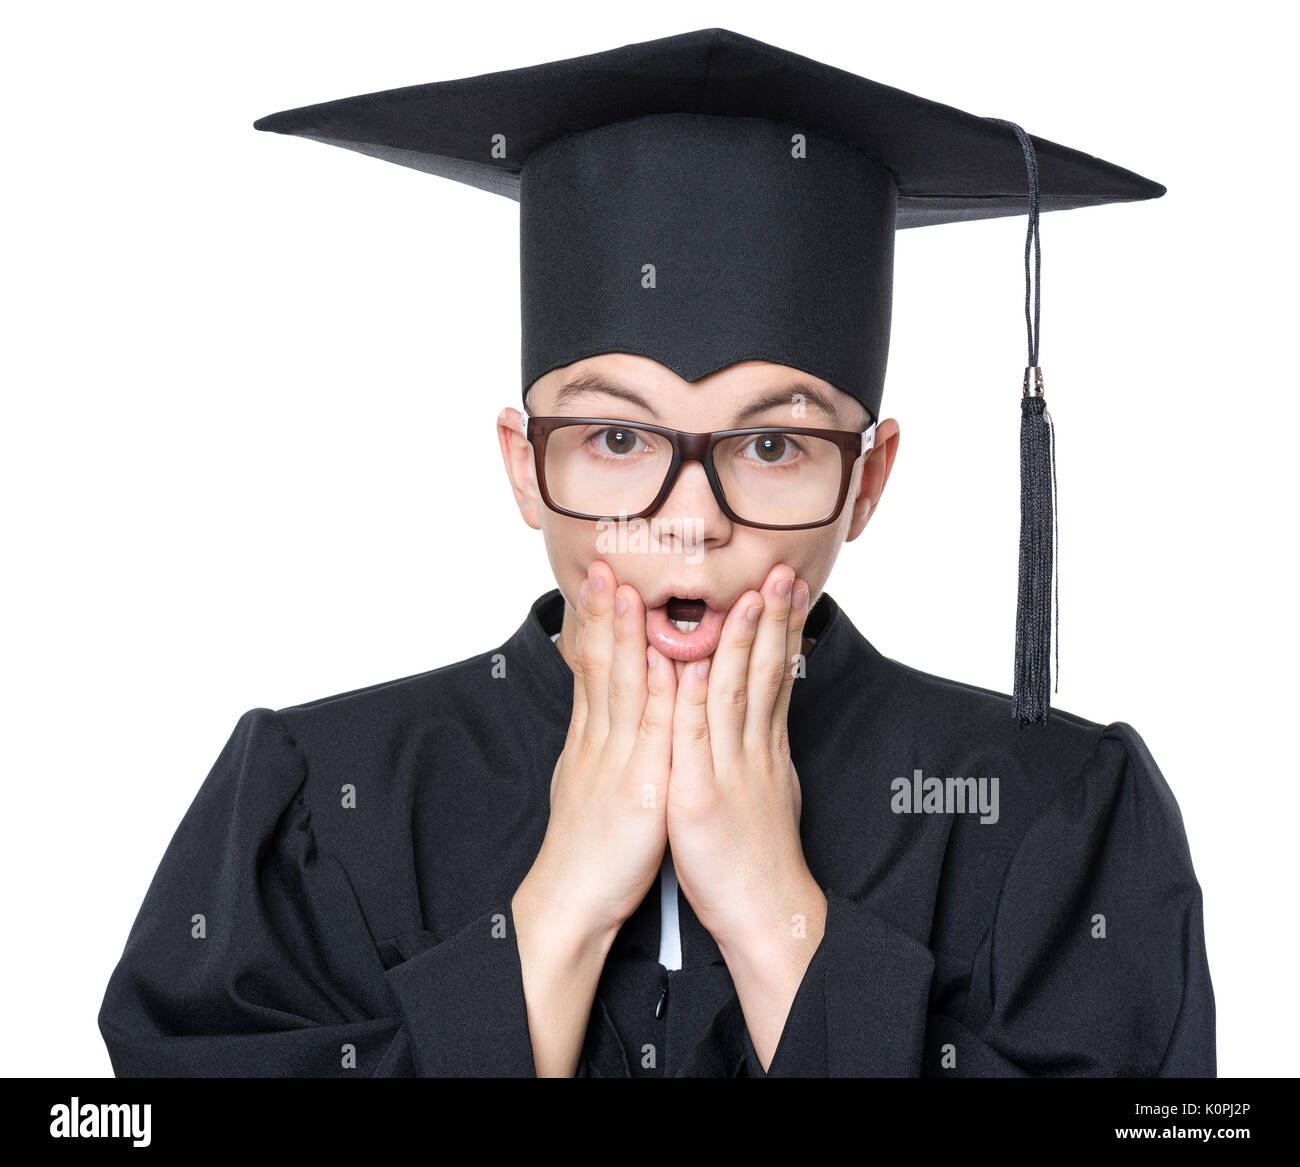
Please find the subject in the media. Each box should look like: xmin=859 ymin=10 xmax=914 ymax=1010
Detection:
xmin=524 ymin=415 xmax=877 ymax=531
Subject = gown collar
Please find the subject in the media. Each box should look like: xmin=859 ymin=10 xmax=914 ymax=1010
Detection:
xmin=510 ymin=584 xmax=883 ymax=730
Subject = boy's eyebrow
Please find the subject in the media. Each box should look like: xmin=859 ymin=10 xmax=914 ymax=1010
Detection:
xmin=552 ymin=372 xmax=846 ymax=426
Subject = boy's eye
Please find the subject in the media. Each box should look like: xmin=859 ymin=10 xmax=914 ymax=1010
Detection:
xmin=581 ymin=426 xmax=658 ymax=459
xmin=738 ymin=433 xmax=805 ymax=465
xmin=597 ymin=427 xmax=642 ymax=455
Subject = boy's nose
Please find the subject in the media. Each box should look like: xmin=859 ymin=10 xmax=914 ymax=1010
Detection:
xmin=653 ymin=459 xmax=729 ymax=531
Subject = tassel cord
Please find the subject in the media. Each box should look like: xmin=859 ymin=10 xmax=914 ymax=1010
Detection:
xmin=986 ymin=117 xmax=1059 ymax=723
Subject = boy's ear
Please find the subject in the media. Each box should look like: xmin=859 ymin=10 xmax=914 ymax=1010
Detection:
xmin=845 ymin=418 xmax=900 ymax=543
xmin=496 ymin=407 xmax=543 ymax=531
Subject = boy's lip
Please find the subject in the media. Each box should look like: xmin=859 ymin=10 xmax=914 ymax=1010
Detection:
xmin=644 ymin=601 xmax=726 ymax=661
xmin=633 ymin=584 xmax=733 ymax=661
xmin=640 ymin=584 xmax=729 ymax=612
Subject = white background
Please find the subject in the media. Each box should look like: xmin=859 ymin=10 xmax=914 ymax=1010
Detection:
xmin=3 ymin=0 xmax=1294 ymax=1077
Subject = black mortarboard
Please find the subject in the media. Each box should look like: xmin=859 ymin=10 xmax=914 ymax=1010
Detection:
xmin=252 ymin=27 xmax=1165 ymax=724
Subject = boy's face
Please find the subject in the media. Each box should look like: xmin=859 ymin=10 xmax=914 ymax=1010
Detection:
xmin=497 ymin=354 xmax=899 ymax=684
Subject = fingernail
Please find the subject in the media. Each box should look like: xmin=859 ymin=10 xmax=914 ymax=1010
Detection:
xmin=578 ymin=580 xmax=588 ymax=608
xmin=589 ymin=572 xmax=604 ymax=592
xmin=696 ymin=658 xmax=710 ymax=679
xmin=616 ymin=592 xmax=628 ymax=615
xmin=794 ymin=584 xmax=809 ymax=608
xmin=647 ymin=646 xmax=657 ymax=669
xmin=776 ymin=576 xmax=793 ymax=597
xmin=746 ymin=603 xmax=763 ymax=622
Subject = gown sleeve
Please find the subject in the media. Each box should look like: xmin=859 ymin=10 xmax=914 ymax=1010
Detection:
xmin=98 ymin=707 xmax=545 ymax=1077
xmin=739 ymin=722 xmax=1216 ymax=1077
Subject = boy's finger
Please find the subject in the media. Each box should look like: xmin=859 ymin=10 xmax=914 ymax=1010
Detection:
xmin=772 ymin=579 xmax=810 ymax=745
xmin=707 ymin=589 xmax=764 ymax=760
xmin=636 ymin=644 xmax=677 ymax=806
xmin=568 ymin=579 xmax=590 ymax=741
xmin=580 ymin=561 xmax=615 ymax=739
xmin=745 ymin=565 xmax=795 ymax=748
xmin=673 ymin=653 xmax=713 ymax=779
xmin=608 ymin=584 xmax=649 ymax=745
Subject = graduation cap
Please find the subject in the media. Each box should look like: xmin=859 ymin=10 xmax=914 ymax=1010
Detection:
xmin=253 ymin=27 xmax=1165 ymax=725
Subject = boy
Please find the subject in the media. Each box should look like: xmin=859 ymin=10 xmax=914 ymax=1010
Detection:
xmin=98 ymin=28 xmax=1215 ymax=1077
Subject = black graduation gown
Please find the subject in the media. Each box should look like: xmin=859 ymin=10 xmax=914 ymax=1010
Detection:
xmin=98 ymin=588 xmax=1216 ymax=1077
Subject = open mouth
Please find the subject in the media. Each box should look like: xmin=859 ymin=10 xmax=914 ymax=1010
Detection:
xmin=645 ymin=596 xmax=727 ymax=662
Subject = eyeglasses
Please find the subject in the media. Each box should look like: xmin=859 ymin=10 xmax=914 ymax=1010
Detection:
xmin=523 ymin=414 xmax=876 ymax=531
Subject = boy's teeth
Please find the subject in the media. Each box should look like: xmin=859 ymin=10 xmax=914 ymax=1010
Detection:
xmin=671 ymin=619 xmax=700 ymax=633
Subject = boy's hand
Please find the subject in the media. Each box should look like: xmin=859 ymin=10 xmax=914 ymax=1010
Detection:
xmin=664 ymin=562 xmax=827 ymax=1056
xmin=518 ymin=559 xmax=676 ymax=942
xmin=512 ymin=559 xmax=676 ymax=1074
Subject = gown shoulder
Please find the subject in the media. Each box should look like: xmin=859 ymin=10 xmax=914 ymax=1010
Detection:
xmin=97 ymin=702 xmax=549 ymax=1077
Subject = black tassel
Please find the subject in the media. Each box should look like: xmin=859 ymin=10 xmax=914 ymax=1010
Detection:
xmin=1013 ymin=372 xmax=1057 ymax=724
xmin=986 ymin=116 xmax=1059 ymax=725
